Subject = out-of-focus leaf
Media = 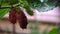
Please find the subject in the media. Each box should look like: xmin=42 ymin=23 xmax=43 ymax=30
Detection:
xmin=0 ymin=0 xmax=2 ymax=5
xmin=2 ymin=0 xmax=19 ymax=5
xmin=19 ymin=0 xmax=34 ymax=16
xmin=27 ymin=0 xmax=57 ymax=12
xmin=1 ymin=2 xmax=9 ymax=6
xmin=0 ymin=0 xmax=19 ymax=7
xmin=25 ymin=6 xmax=34 ymax=16
xmin=0 ymin=8 xmax=10 ymax=19
xmin=19 ymin=0 xmax=29 ymax=7
xmin=48 ymin=28 xmax=58 ymax=34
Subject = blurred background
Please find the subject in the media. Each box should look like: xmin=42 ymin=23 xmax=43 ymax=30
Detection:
xmin=0 ymin=0 xmax=60 ymax=34
xmin=0 ymin=7 xmax=60 ymax=34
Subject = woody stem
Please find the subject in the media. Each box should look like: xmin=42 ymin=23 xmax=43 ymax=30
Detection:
xmin=0 ymin=3 xmax=21 ymax=9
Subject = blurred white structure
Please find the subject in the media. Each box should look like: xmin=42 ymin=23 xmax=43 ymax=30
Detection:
xmin=4 ymin=7 xmax=60 ymax=23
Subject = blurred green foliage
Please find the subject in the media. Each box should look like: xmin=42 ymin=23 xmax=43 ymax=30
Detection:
xmin=48 ymin=28 xmax=58 ymax=34
xmin=30 ymin=21 xmax=40 ymax=34
xmin=0 ymin=8 xmax=10 ymax=19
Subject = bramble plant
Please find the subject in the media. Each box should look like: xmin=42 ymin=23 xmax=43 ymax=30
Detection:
xmin=0 ymin=0 xmax=60 ymax=34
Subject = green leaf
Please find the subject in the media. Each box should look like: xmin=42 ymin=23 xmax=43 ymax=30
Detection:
xmin=0 ymin=0 xmax=2 ymax=5
xmin=2 ymin=0 xmax=19 ymax=5
xmin=1 ymin=2 xmax=9 ymax=6
xmin=0 ymin=8 xmax=10 ymax=19
xmin=48 ymin=28 xmax=58 ymax=34
xmin=25 ymin=6 xmax=34 ymax=16
xmin=19 ymin=0 xmax=29 ymax=7
xmin=0 ymin=0 xmax=19 ymax=7
xmin=19 ymin=0 xmax=34 ymax=16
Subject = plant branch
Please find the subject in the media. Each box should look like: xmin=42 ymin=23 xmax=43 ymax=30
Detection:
xmin=0 ymin=3 xmax=21 ymax=9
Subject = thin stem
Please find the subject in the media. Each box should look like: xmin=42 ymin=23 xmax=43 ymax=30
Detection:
xmin=13 ymin=24 xmax=16 ymax=34
xmin=0 ymin=3 xmax=21 ymax=9
xmin=0 ymin=6 xmax=11 ymax=9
